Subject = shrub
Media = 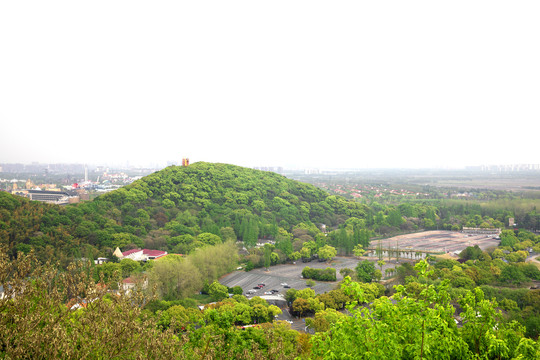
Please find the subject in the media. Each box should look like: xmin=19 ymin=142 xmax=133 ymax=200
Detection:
xmin=302 ymin=266 xmax=336 ymax=281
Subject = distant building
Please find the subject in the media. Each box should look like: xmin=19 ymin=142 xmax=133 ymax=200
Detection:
xmin=120 ymin=248 xmax=168 ymax=261
xmin=121 ymin=276 xmax=148 ymax=291
xmin=12 ymin=189 xmax=78 ymax=205
xmin=182 ymin=158 xmax=190 ymax=167
xmin=94 ymin=257 xmax=109 ymax=265
xmin=112 ymin=247 xmax=123 ymax=258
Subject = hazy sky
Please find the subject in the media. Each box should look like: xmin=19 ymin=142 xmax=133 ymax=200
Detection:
xmin=1 ymin=1 xmax=539 ymax=169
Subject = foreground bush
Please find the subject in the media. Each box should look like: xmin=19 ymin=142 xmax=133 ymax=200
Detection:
xmin=0 ymin=250 xmax=308 ymax=359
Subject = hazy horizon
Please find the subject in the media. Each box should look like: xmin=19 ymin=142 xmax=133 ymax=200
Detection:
xmin=1 ymin=1 xmax=539 ymax=170
xmin=2 ymin=159 xmax=539 ymax=173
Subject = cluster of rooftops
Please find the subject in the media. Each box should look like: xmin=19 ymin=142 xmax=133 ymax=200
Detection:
xmin=112 ymin=247 xmax=168 ymax=261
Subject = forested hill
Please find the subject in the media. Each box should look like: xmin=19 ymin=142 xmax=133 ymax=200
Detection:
xmin=0 ymin=162 xmax=368 ymax=264
xmin=100 ymin=161 xmax=368 ymax=227
xmin=3 ymin=161 xmax=535 ymax=267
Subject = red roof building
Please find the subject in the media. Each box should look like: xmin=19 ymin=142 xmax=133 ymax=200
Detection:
xmin=120 ymin=248 xmax=167 ymax=261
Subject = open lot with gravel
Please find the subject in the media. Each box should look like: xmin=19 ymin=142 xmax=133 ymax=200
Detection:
xmin=373 ymin=230 xmax=500 ymax=254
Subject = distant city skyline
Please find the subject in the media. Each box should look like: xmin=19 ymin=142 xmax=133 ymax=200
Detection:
xmin=1 ymin=2 xmax=539 ymax=170
xmin=2 ymin=160 xmax=540 ymax=173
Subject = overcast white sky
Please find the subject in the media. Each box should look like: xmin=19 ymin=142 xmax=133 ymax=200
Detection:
xmin=1 ymin=1 xmax=539 ymax=169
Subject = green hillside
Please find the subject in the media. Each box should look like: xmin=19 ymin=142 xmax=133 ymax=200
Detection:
xmin=100 ymin=161 xmax=368 ymax=228
xmin=0 ymin=162 xmax=367 ymax=264
xmin=2 ymin=162 xmax=539 ymax=267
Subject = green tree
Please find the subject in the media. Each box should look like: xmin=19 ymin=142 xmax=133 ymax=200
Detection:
xmin=208 ymin=280 xmax=228 ymax=302
xmin=353 ymin=244 xmax=365 ymax=257
xmin=318 ymin=245 xmax=337 ymax=262
xmin=263 ymin=244 xmax=272 ymax=270
xmin=300 ymin=247 xmax=311 ymax=261
xmin=355 ymin=260 xmax=375 ymax=283
xmin=148 ymin=256 xmax=203 ymax=300
xmin=196 ymin=232 xmax=222 ymax=246
xmin=119 ymin=258 xmax=141 ymax=278
xmin=377 ymin=259 xmax=385 ymax=276
xmin=289 ymin=251 xmax=301 ymax=262
xmin=387 ymin=208 xmax=404 ymax=227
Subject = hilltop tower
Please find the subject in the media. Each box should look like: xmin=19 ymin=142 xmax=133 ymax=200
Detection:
xmin=182 ymin=158 xmax=190 ymax=167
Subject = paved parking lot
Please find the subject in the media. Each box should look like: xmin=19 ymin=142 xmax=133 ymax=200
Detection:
xmin=219 ymin=256 xmax=361 ymax=297
xmin=219 ymin=256 xmax=400 ymax=332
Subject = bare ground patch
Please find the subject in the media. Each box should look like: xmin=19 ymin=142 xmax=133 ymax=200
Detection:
xmin=371 ymin=230 xmax=500 ymax=254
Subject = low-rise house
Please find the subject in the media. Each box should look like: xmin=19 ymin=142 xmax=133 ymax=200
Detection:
xmin=121 ymin=276 xmax=148 ymax=291
xmin=117 ymin=248 xmax=168 ymax=261
xmin=94 ymin=257 xmax=109 ymax=265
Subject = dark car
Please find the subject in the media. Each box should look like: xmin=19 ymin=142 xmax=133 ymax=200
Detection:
xmin=283 ymin=284 xmax=290 ymax=288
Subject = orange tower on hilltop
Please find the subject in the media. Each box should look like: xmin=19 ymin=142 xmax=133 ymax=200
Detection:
xmin=182 ymin=158 xmax=190 ymax=167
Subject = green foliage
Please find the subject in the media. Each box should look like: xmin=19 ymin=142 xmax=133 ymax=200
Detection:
xmin=148 ymin=255 xmax=203 ymax=300
xmin=208 ymin=280 xmax=229 ymax=302
xmin=317 ymin=244 xmax=337 ymax=261
xmin=355 ymin=260 xmax=376 ymax=283
xmin=1 ymin=162 xmax=352 ymax=265
xmin=301 ymin=266 xmax=336 ymax=281
xmin=0 ymin=250 xmax=186 ymax=359
xmin=310 ymin=260 xmax=538 ymax=359
xmin=459 ymin=245 xmax=484 ymax=261
xmin=119 ymin=258 xmax=141 ymax=277
xmin=0 ymin=249 xmax=308 ymax=359
xmin=305 ymin=308 xmax=347 ymax=333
